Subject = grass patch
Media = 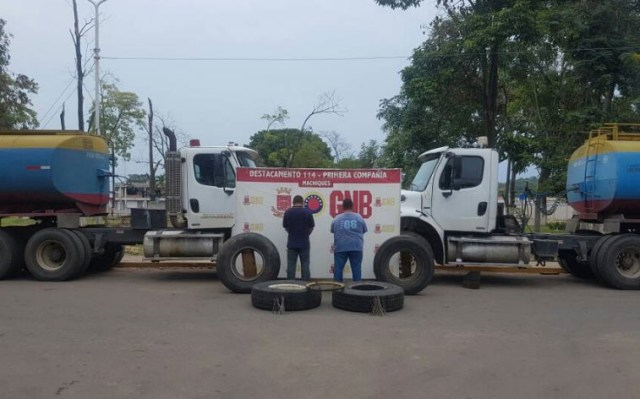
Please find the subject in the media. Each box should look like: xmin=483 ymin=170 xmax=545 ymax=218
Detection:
xmin=125 ymin=245 xmax=144 ymax=256
xmin=0 ymin=217 xmax=36 ymax=227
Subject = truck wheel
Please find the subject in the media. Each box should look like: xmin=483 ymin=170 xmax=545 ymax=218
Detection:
xmin=598 ymin=234 xmax=640 ymax=290
xmin=589 ymin=235 xmax=615 ymax=281
xmin=373 ymin=235 xmax=434 ymax=295
xmin=216 ymin=233 xmax=280 ymax=293
xmin=89 ymin=244 xmax=125 ymax=272
xmin=251 ymin=280 xmax=321 ymax=311
xmin=72 ymin=230 xmax=92 ymax=273
xmin=0 ymin=230 xmax=25 ymax=279
xmin=24 ymin=228 xmax=85 ymax=281
xmin=557 ymin=250 xmax=594 ymax=279
xmin=332 ymin=282 xmax=404 ymax=313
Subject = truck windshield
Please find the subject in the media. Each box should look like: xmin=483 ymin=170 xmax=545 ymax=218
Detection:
xmin=408 ymin=154 xmax=441 ymax=192
xmin=236 ymin=151 xmax=258 ymax=168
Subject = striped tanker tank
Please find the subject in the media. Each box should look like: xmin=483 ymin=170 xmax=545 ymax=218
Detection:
xmin=566 ymin=124 xmax=640 ymax=217
xmin=0 ymin=131 xmax=110 ymax=216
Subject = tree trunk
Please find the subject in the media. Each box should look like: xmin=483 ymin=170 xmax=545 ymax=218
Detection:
xmin=72 ymin=0 xmax=84 ymax=131
xmin=148 ymin=98 xmax=155 ymax=201
xmin=485 ymin=43 xmax=499 ymax=148
xmin=60 ymin=103 xmax=66 ymax=130
xmin=509 ymin=166 xmax=517 ymax=212
xmin=505 ymin=158 xmax=512 ymax=209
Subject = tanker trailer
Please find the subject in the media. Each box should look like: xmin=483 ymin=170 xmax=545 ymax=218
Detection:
xmin=554 ymin=123 xmax=640 ymax=289
xmin=0 ymin=130 xmax=268 ymax=284
xmin=0 ymin=131 xmax=112 ymax=281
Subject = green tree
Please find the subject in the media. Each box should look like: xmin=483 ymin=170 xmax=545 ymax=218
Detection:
xmin=358 ymin=140 xmax=382 ymax=168
xmin=248 ymin=129 xmax=333 ymax=168
xmin=376 ymin=0 xmax=640 ymax=192
xmin=0 ymin=19 xmax=38 ymax=129
xmin=88 ymin=79 xmax=146 ymax=161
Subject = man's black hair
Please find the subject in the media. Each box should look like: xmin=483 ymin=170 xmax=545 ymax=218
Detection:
xmin=342 ymin=198 xmax=353 ymax=210
xmin=293 ymin=195 xmax=304 ymax=205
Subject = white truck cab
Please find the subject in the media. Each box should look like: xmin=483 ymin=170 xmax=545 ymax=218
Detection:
xmin=181 ymin=143 xmax=259 ymax=230
xmin=401 ymin=146 xmax=529 ymax=266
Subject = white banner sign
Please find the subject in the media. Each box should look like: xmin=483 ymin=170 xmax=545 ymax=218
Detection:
xmin=233 ymin=168 xmax=401 ymax=279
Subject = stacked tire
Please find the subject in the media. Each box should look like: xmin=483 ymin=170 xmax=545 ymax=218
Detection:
xmin=332 ymin=282 xmax=404 ymax=313
xmin=251 ymin=280 xmax=321 ymax=311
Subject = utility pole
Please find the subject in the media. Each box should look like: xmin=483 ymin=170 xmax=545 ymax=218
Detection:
xmin=88 ymin=0 xmax=107 ymax=135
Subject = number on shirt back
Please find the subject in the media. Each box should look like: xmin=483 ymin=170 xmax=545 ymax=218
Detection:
xmin=342 ymin=220 xmax=358 ymax=230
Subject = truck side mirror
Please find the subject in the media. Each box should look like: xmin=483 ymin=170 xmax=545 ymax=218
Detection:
xmin=451 ymin=156 xmax=463 ymax=191
xmin=441 ymin=163 xmax=453 ymax=197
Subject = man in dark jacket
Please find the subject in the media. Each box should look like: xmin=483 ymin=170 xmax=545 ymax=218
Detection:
xmin=282 ymin=195 xmax=315 ymax=280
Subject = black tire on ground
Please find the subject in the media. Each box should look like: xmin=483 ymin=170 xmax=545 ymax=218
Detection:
xmin=89 ymin=244 xmax=124 ymax=272
xmin=598 ymin=234 xmax=640 ymax=290
xmin=251 ymin=280 xmax=321 ymax=311
xmin=216 ymin=233 xmax=281 ymax=293
xmin=589 ymin=235 xmax=615 ymax=281
xmin=72 ymin=230 xmax=92 ymax=273
xmin=24 ymin=228 xmax=85 ymax=281
xmin=373 ymin=235 xmax=434 ymax=295
xmin=332 ymin=281 xmax=404 ymax=313
xmin=557 ymin=249 xmax=594 ymax=279
xmin=0 ymin=230 xmax=25 ymax=279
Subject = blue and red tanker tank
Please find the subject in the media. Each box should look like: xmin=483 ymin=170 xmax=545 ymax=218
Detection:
xmin=566 ymin=124 xmax=640 ymax=218
xmin=0 ymin=131 xmax=110 ymax=216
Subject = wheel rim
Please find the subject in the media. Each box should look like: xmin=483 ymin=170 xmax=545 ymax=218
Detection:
xmin=35 ymin=239 xmax=67 ymax=271
xmin=268 ymin=283 xmax=307 ymax=291
xmin=386 ymin=249 xmax=421 ymax=283
xmin=615 ymin=246 xmax=640 ymax=278
xmin=229 ymin=246 xmax=266 ymax=281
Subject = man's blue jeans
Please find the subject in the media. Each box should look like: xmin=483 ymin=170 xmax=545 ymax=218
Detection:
xmin=287 ymin=247 xmax=311 ymax=280
xmin=333 ymin=251 xmax=363 ymax=282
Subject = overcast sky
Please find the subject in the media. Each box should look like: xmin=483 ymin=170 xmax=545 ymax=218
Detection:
xmin=5 ymin=0 xmax=438 ymax=173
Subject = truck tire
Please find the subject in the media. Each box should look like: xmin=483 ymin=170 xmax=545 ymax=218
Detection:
xmin=24 ymin=228 xmax=85 ymax=281
xmin=598 ymin=234 xmax=640 ymax=290
xmin=217 ymin=233 xmax=281 ymax=293
xmin=89 ymin=244 xmax=125 ymax=272
xmin=589 ymin=235 xmax=615 ymax=281
xmin=251 ymin=280 xmax=321 ymax=311
xmin=332 ymin=282 xmax=404 ymax=313
xmin=557 ymin=250 xmax=594 ymax=279
xmin=72 ymin=230 xmax=92 ymax=273
xmin=373 ymin=235 xmax=434 ymax=295
xmin=0 ymin=230 xmax=24 ymax=279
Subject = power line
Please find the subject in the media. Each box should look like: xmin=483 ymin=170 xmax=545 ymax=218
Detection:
xmin=103 ymin=55 xmax=410 ymax=62
xmin=102 ymin=45 xmax=639 ymax=63
xmin=39 ymin=76 xmax=76 ymax=125
xmin=42 ymin=86 xmax=78 ymax=129
xmin=39 ymin=58 xmax=95 ymax=127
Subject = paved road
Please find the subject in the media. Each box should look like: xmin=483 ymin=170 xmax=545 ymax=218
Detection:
xmin=1 ymin=269 xmax=639 ymax=399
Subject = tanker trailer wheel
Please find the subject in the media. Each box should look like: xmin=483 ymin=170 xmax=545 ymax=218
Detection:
xmin=373 ymin=235 xmax=434 ymax=295
xmin=0 ymin=230 xmax=25 ymax=279
xmin=589 ymin=235 xmax=616 ymax=282
xmin=557 ymin=250 xmax=594 ymax=279
xmin=89 ymin=244 xmax=124 ymax=272
xmin=332 ymin=282 xmax=404 ymax=313
xmin=216 ymin=233 xmax=280 ymax=293
xmin=251 ymin=280 xmax=321 ymax=311
xmin=72 ymin=230 xmax=92 ymax=274
xmin=24 ymin=228 xmax=85 ymax=281
xmin=598 ymin=234 xmax=640 ymax=290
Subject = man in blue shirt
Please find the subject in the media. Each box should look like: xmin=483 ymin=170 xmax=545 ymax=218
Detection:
xmin=282 ymin=195 xmax=315 ymax=280
xmin=330 ymin=198 xmax=368 ymax=282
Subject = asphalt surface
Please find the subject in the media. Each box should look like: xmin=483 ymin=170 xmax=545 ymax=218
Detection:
xmin=1 ymin=269 xmax=639 ymax=399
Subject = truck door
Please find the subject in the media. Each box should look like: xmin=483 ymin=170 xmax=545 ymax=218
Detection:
xmin=430 ymin=152 xmax=492 ymax=232
xmin=185 ymin=151 xmax=236 ymax=229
